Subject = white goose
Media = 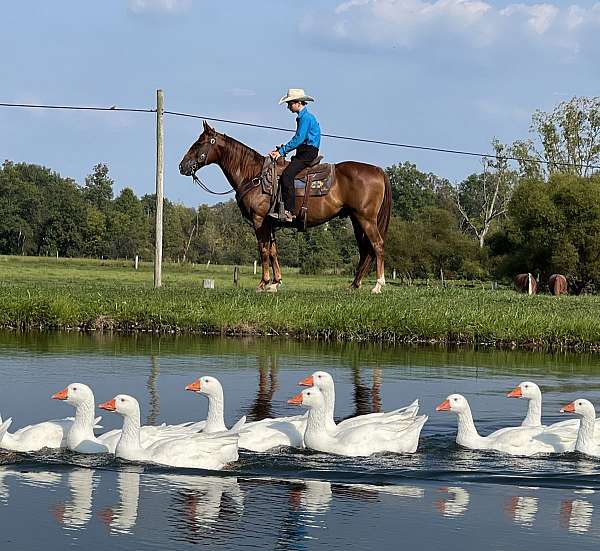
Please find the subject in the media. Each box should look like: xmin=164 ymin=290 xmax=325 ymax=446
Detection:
xmin=299 ymin=371 xmax=420 ymax=431
xmin=0 ymin=403 xmax=101 ymax=453
xmin=99 ymin=394 xmax=239 ymax=470
xmin=185 ymin=376 xmax=306 ymax=452
xmin=436 ymin=394 xmax=566 ymax=455
xmin=507 ymin=381 xmax=600 ymax=446
xmin=288 ymin=386 xmax=427 ymax=456
xmin=560 ymin=399 xmax=600 ymax=457
xmin=52 ymin=383 xmax=205 ymax=454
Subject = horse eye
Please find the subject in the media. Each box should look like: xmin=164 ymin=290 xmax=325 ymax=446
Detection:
xmin=210 ymin=138 xmax=215 ymax=144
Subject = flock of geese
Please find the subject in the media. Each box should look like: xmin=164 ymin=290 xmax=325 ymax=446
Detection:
xmin=1 ymin=372 xmax=600 ymax=469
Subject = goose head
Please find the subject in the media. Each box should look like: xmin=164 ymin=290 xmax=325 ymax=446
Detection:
xmin=560 ymin=399 xmax=596 ymax=418
xmin=99 ymin=395 xmax=141 ymax=418
xmin=299 ymin=371 xmax=334 ymax=390
xmin=185 ymin=376 xmax=223 ymax=398
xmin=507 ymin=381 xmax=541 ymax=401
xmin=52 ymin=383 xmax=94 ymax=407
xmin=288 ymin=386 xmax=326 ymax=410
xmin=436 ymin=394 xmax=470 ymax=414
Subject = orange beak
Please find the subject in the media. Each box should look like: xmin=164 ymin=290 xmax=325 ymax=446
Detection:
xmin=99 ymin=399 xmax=117 ymax=412
xmin=185 ymin=379 xmax=201 ymax=392
xmin=52 ymin=388 xmax=69 ymax=401
xmin=299 ymin=375 xmax=314 ymax=387
xmin=436 ymin=399 xmax=451 ymax=412
xmin=507 ymin=386 xmax=523 ymax=398
xmin=560 ymin=402 xmax=575 ymax=414
xmin=288 ymin=393 xmax=303 ymax=405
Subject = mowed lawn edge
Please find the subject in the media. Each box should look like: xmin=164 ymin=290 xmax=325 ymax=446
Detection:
xmin=0 ymin=256 xmax=599 ymax=350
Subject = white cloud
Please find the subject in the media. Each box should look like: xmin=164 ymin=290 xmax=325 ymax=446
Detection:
xmin=230 ymin=88 xmax=257 ymax=98
xmin=301 ymin=0 xmax=600 ymax=55
xmin=128 ymin=0 xmax=192 ymax=15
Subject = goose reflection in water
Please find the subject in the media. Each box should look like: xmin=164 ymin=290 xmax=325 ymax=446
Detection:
xmin=435 ymin=486 xmax=470 ymax=517
xmin=0 ymin=467 xmax=62 ymax=503
xmin=504 ymin=495 xmax=539 ymax=527
xmin=166 ymin=475 xmax=243 ymax=542
xmin=52 ymin=468 xmax=96 ymax=530
xmin=560 ymin=498 xmax=594 ymax=534
xmin=98 ymin=468 xmax=143 ymax=535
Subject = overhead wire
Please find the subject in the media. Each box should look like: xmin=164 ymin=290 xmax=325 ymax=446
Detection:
xmin=1 ymin=101 xmax=599 ymax=171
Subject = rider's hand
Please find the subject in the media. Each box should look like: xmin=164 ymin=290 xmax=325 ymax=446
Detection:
xmin=269 ymin=150 xmax=281 ymax=160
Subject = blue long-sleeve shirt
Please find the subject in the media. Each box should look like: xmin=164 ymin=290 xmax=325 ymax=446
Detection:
xmin=278 ymin=107 xmax=321 ymax=156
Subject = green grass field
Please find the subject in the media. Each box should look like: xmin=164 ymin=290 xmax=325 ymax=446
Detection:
xmin=1 ymin=255 xmax=599 ymax=350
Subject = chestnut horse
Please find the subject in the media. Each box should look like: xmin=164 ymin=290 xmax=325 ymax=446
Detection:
xmin=514 ymin=273 xmax=537 ymax=295
xmin=179 ymin=122 xmax=391 ymax=293
xmin=549 ymin=274 xmax=568 ymax=296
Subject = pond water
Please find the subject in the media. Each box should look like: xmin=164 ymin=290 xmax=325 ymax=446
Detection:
xmin=1 ymin=332 xmax=600 ymax=550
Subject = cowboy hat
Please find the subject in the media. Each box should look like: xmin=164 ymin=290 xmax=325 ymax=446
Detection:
xmin=278 ymin=88 xmax=315 ymax=105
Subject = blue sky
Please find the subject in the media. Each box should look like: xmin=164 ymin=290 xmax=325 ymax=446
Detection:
xmin=1 ymin=0 xmax=599 ymax=206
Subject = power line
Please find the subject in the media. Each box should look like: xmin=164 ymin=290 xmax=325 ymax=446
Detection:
xmin=0 ymin=102 xmax=154 ymax=114
xmin=1 ymin=101 xmax=599 ymax=171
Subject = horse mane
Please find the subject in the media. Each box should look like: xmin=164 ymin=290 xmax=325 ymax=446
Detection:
xmin=220 ymin=133 xmax=265 ymax=182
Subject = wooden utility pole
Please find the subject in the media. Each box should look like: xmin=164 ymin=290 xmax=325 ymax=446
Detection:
xmin=154 ymin=89 xmax=164 ymax=288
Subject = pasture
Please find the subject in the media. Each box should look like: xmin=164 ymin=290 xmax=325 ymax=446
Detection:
xmin=1 ymin=256 xmax=599 ymax=349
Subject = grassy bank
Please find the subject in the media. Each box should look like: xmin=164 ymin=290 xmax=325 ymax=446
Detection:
xmin=1 ymin=256 xmax=599 ymax=350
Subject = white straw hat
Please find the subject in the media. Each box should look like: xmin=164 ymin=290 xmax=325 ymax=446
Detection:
xmin=278 ymin=88 xmax=315 ymax=105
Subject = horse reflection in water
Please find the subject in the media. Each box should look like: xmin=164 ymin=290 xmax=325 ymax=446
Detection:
xmin=435 ymin=486 xmax=470 ymax=517
xmin=350 ymin=366 xmax=382 ymax=417
xmin=247 ymin=353 xmax=280 ymax=421
xmin=52 ymin=468 xmax=96 ymax=530
xmin=99 ymin=468 xmax=143 ymax=534
xmin=560 ymin=498 xmax=594 ymax=534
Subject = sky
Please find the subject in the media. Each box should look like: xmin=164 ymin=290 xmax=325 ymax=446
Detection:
xmin=1 ymin=0 xmax=599 ymax=207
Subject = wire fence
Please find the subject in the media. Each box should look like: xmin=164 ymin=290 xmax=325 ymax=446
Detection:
xmin=2 ymin=100 xmax=599 ymax=171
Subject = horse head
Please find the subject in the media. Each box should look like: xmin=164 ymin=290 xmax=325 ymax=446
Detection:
xmin=179 ymin=121 xmax=223 ymax=176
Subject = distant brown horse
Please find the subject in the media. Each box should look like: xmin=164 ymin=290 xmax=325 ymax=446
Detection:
xmin=179 ymin=122 xmax=391 ymax=293
xmin=549 ymin=274 xmax=568 ymax=296
xmin=514 ymin=273 xmax=537 ymax=294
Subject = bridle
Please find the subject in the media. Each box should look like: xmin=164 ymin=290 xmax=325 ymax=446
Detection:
xmin=189 ymin=135 xmax=235 ymax=196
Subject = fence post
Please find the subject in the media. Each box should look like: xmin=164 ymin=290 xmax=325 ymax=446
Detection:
xmin=253 ymin=260 xmax=257 ymax=275
xmin=154 ymin=89 xmax=164 ymax=289
xmin=135 ymin=255 xmax=139 ymax=270
xmin=233 ymin=265 xmax=240 ymax=287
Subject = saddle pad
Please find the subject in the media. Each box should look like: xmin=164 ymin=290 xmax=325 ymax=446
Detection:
xmin=294 ymin=175 xmax=333 ymax=197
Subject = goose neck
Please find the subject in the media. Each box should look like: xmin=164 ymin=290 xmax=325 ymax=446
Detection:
xmin=522 ymin=396 xmax=542 ymax=427
xmin=117 ymin=412 xmax=142 ymax=454
xmin=575 ymin=412 xmax=596 ymax=454
xmin=204 ymin=390 xmax=227 ymax=433
xmin=455 ymin=406 xmax=482 ymax=446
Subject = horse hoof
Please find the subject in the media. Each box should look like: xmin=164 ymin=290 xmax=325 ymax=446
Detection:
xmin=256 ymin=286 xmax=265 ymax=293
xmin=371 ymin=285 xmax=382 ymax=294
xmin=265 ymin=283 xmax=279 ymax=293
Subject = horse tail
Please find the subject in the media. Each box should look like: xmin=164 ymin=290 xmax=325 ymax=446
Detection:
xmin=378 ymin=169 xmax=392 ymax=239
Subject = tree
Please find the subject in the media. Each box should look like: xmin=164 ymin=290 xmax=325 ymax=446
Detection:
xmin=385 ymin=162 xmax=441 ymax=220
xmin=511 ymin=96 xmax=600 ymax=179
xmin=455 ymin=140 xmax=516 ymax=248
xmin=84 ymin=163 xmax=114 ymax=213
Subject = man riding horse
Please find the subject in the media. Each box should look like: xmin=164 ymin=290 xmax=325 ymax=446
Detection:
xmin=268 ymin=88 xmax=321 ymax=223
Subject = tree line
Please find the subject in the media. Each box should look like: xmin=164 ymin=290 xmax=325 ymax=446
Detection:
xmin=1 ymin=97 xmax=599 ymax=291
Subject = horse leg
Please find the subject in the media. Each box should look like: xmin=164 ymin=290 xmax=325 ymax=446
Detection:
xmin=350 ymin=216 xmax=374 ymax=289
xmin=255 ymin=225 xmax=272 ymax=292
xmin=268 ymin=231 xmax=282 ymax=290
xmin=355 ymin=216 xmax=385 ymax=294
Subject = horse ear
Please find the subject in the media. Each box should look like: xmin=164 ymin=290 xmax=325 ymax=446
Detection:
xmin=203 ymin=120 xmax=209 ymax=132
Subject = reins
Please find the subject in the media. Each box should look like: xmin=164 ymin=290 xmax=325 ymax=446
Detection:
xmin=191 ymin=172 xmax=235 ymax=195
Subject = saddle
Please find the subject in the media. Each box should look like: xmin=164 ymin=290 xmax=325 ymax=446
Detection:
xmin=261 ymin=156 xmax=335 ymax=230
